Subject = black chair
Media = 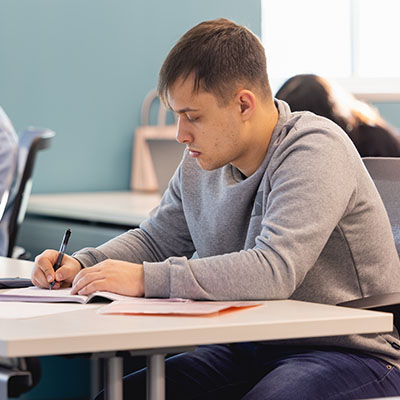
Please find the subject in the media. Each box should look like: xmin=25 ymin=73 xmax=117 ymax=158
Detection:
xmin=7 ymin=127 xmax=55 ymax=258
xmin=0 ymin=128 xmax=54 ymax=398
xmin=0 ymin=357 xmax=41 ymax=398
xmin=338 ymin=157 xmax=400 ymax=333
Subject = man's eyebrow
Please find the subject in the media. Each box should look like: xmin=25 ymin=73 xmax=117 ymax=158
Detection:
xmin=173 ymin=107 xmax=200 ymax=114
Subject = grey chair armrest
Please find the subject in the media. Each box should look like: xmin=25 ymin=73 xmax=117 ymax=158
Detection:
xmin=338 ymin=292 xmax=400 ymax=332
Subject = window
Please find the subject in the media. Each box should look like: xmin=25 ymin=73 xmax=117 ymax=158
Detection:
xmin=262 ymin=0 xmax=400 ymax=100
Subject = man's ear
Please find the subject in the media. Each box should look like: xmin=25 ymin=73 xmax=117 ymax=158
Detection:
xmin=237 ymin=90 xmax=256 ymax=121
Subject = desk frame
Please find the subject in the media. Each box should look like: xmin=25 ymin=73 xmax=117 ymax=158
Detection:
xmin=0 ymin=257 xmax=394 ymax=400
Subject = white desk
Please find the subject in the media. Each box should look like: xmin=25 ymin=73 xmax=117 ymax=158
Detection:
xmin=0 ymin=257 xmax=394 ymax=400
xmin=27 ymin=191 xmax=161 ymax=226
xmin=0 ymin=257 xmax=33 ymax=279
xmin=19 ymin=191 xmax=162 ymax=257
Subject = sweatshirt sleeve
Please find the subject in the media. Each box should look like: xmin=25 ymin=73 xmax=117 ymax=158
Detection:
xmin=144 ymin=123 xmax=358 ymax=300
xmin=73 ymin=165 xmax=196 ymax=267
xmin=0 ymin=108 xmax=18 ymax=209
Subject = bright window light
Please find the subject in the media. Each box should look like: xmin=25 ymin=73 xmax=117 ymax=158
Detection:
xmin=262 ymin=0 xmax=400 ymax=99
xmin=357 ymin=0 xmax=400 ymax=78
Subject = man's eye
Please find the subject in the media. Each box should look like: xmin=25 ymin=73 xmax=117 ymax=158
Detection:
xmin=186 ymin=113 xmax=199 ymax=122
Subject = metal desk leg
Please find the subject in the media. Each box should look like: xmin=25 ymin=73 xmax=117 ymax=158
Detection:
xmin=91 ymin=358 xmax=102 ymax=399
xmin=146 ymin=353 xmax=166 ymax=400
xmin=104 ymin=356 xmax=123 ymax=400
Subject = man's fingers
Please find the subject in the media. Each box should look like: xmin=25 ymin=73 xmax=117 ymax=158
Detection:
xmin=71 ymin=264 xmax=103 ymax=287
xmin=71 ymin=269 xmax=104 ymax=295
xmin=31 ymin=275 xmax=48 ymax=289
xmin=49 ymin=281 xmax=61 ymax=290
xmin=74 ymin=278 xmax=108 ymax=296
xmin=32 ymin=250 xmax=59 ymax=287
xmin=54 ymin=264 xmax=76 ymax=283
xmin=32 ymin=250 xmax=82 ymax=289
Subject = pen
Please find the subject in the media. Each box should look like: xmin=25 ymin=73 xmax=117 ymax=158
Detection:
xmin=49 ymin=228 xmax=71 ymax=290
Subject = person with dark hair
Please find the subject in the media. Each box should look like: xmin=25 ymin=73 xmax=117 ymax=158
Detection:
xmin=276 ymin=73 xmax=400 ymax=157
xmin=0 ymin=106 xmax=18 ymax=256
xmin=32 ymin=19 xmax=400 ymax=399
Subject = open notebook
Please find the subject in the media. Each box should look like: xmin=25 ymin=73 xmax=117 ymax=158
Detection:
xmin=0 ymin=287 xmax=263 ymax=316
xmin=0 ymin=287 xmax=133 ymax=304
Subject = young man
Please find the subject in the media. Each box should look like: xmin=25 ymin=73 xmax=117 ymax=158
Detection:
xmin=32 ymin=19 xmax=400 ymax=399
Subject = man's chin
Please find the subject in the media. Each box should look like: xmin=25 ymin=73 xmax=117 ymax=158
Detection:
xmin=196 ymin=159 xmax=223 ymax=171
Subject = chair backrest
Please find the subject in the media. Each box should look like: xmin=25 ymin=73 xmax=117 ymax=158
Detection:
xmin=7 ymin=127 xmax=55 ymax=257
xmin=339 ymin=158 xmax=400 ymax=332
xmin=362 ymin=157 xmax=400 ymax=257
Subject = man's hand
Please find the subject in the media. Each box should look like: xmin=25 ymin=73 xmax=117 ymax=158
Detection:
xmin=32 ymin=249 xmax=82 ymax=289
xmin=70 ymin=260 xmax=145 ymax=297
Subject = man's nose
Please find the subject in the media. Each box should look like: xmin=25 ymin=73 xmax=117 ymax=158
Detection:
xmin=176 ymin=119 xmax=192 ymax=144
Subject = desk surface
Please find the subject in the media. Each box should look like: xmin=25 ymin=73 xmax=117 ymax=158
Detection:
xmin=27 ymin=191 xmax=161 ymax=226
xmin=0 ymin=298 xmax=393 ymax=359
xmin=0 ymin=257 xmax=393 ymax=359
xmin=0 ymin=257 xmax=33 ymax=279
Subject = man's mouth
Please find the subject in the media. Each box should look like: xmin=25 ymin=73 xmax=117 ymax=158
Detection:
xmin=188 ymin=149 xmax=201 ymax=158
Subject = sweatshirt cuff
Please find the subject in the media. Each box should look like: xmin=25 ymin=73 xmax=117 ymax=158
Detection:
xmin=143 ymin=260 xmax=170 ymax=298
xmin=72 ymin=254 xmax=93 ymax=268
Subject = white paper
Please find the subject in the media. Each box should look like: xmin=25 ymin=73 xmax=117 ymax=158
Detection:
xmin=99 ymin=300 xmax=262 ymax=316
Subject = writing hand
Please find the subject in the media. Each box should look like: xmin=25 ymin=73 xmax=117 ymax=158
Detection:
xmin=32 ymin=249 xmax=82 ymax=289
xmin=70 ymin=259 xmax=145 ymax=297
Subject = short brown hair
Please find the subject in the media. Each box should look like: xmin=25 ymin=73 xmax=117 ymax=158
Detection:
xmin=158 ymin=18 xmax=271 ymax=105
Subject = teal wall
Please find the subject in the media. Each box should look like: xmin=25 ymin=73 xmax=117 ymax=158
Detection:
xmin=373 ymin=102 xmax=400 ymax=131
xmin=0 ymin=0 xmax=262 ymax=194
xmin=1 ymin=0 xmax=399 ymax=196
xmin=1 ymin=3 xmax=261 ymax=397
xmin=11 ymin=356 xmax=91 ymax=400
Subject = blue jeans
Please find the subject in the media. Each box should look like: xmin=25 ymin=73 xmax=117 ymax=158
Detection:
xmin=97 ymin=343 xmax=400 ymax=399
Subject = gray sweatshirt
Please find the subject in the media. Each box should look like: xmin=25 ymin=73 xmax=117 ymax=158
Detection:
xmin=75 ymin=100 xmax=400 ymax=367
